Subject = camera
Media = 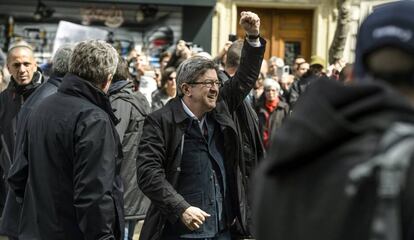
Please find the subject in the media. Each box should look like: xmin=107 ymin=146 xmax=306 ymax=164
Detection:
xmin=282 ymin=65 xmax=290 ymax=76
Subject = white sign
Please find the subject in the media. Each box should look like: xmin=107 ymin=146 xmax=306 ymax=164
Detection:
xmin=53 ymin=21 xmax=108 ymax=54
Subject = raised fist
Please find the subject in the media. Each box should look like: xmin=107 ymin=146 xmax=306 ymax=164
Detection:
xmin=239 ymin=11 xmax=260 ymax=36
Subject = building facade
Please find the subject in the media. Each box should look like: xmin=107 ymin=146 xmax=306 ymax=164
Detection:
xmin=211 ymin=0 xmax=396 ymax=65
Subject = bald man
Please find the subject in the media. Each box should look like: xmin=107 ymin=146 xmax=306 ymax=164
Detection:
xmin=0 ymin=44 xmax=42 ymax=236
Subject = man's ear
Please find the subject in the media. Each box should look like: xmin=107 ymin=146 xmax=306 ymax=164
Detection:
xmin=101 ymin=74 xmax=113 ymax=93
xmin=181 ymin=83 xmax=192 ymax=96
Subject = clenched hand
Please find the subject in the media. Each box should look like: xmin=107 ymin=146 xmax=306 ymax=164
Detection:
xmin=239 ymin=11 xmax=260 ymax=36
xmin=181 ymin=206 xmax=211 ymax=231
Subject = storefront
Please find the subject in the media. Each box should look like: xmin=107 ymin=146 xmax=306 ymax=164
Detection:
xmin=0 ymin=0 xmax=216 ymax=64
xmin=0 ymin=0 xmax=396 ymax=66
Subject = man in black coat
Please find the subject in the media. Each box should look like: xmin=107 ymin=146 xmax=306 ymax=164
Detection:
xmin=218 ymin=38 xmax=265 ymax=238
xmin=0 ymin=44 xmax=73 ymax=239
xmin=8 ymin=40 xmax=124 ymax=240
xmin=0 ymin=43 xmax=42 ymax=231
xmin=253 ymin=1 xmax=414 ymax=240
xmin=137 ymin=11 xmax=265 ymax=240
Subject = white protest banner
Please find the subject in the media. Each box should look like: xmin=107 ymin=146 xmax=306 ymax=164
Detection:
xmin=53 ymin=21 xmax=108 ymax=54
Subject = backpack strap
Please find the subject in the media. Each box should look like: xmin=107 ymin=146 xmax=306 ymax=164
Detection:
xmin=346 ymin=123 xmax=414 ymax=240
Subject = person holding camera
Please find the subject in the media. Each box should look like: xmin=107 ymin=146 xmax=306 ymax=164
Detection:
xmin=165 ymin=40 xmax=193 ymax=69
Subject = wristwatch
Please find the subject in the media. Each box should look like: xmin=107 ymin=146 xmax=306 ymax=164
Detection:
xmin=246 ymin=33 xmax=260 ymax=40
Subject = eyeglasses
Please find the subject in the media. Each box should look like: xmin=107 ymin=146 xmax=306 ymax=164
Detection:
xmin=189 ymin=80 xmax=222 ymax=88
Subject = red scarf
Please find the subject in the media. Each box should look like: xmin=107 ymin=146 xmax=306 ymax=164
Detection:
xmin=265 ymin=98 xmax=279 ymax=113
xmin=263 ymin=98 xmax=280 ymax=147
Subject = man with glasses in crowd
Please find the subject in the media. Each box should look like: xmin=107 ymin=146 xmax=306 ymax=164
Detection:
xmin=136 ymin=11 xmax=265 ymax=240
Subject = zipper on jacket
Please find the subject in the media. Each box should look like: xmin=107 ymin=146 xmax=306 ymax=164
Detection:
xmin=180 ymin=134 xmax=185 ymax=157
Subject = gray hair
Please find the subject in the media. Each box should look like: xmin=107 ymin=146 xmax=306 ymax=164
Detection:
xmin=69 ymin=40 xmax=118 ymax=86
xmin=52 ymin=45 xmax=73 ymax=77
xmin=263 ymin=78 xmax=281 ymax=91
xmin=176 ymin=56 xmax=218 ymax=96
xmin=269 ymin=56 xmax=285 ymax=67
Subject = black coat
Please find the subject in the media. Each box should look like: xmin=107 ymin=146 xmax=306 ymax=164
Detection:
xmin=0 ymin=74 xmax=61 ymax=237
xmin=0 ymin=72 xmax=41 ymax=219
xmin=253 ymin=79 xmax=414 ymax=240
xmin=218 ymin=70 xmax=265 ymax=237
xmin=0 ymin=72 xmax=42 ymax=177
xmin=137 ymin=38 xmax=265 ymax=240
xmin=109 ymin=80 xmax=151 ymax=220
xmin=8 ymin=74 xmax=124 ymax=240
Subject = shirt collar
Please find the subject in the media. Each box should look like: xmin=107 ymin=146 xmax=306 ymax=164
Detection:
xmin=181 ymin=99 xmax=207 ymax=130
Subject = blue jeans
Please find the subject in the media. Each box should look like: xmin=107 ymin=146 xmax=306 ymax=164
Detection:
xmin=124 ymin=220 xmax=136 ymax=240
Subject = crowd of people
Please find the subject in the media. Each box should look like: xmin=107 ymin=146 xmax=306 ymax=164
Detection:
xmin=0 ymin=1 xmax=413 ymax=239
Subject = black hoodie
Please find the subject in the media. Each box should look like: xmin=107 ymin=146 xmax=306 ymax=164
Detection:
xmin=253 ymin=79 xmax=414 ymax=240
xmin=269 ymin=79 xmax=414 ymax=172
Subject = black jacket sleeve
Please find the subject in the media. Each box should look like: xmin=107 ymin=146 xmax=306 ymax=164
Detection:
xmin=73 ymin=115 xmax=119 ymax=240
xmin=137 ymin=115 xmax=190 ymax=224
